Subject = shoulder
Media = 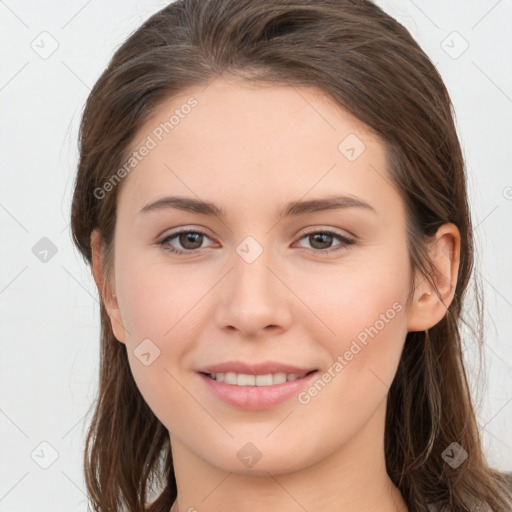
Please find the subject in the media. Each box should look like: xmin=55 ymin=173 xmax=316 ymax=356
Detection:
xmin=503 ymin=471 xmax=512 ymax=488
xmin=467 ymin=472 xmax=512 ymax=511
xmin=427 ymin=472 xmax=512 ymax=511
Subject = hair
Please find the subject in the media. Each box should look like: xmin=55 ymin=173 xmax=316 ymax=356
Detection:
xmin=70 ymin=0 xmax=512 ymax=511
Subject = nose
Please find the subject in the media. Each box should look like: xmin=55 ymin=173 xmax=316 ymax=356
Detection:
xmin=213 ymin=248 xmax=293 ymax=339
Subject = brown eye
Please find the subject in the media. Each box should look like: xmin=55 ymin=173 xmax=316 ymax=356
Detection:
xmin=177 ymin=232 xmax=204 ymax=250
xmin=308 ymin=233 xmax=334 ymax=250
xmin=296 ymin=230 xmax=355 ymax=253
xmin=160 ymin=229 xmax=212 ymax=254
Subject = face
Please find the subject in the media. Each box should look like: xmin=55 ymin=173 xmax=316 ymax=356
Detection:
xmin=101 ymin=77 xmax=417 ymax=475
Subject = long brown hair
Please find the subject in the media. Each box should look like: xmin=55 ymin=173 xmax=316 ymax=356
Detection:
xmin=70 ymin=1 xmax=512 ymax=510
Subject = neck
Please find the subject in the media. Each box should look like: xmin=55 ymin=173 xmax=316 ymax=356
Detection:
xmin=170 ymin=476 xmax=406 ymax=512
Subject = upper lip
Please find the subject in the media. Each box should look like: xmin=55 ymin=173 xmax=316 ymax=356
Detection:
xmin=197 ymin=361 xmax=318 ymax=376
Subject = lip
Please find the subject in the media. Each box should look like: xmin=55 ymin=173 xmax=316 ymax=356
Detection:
xmin=196 ymin=361 xmax=317 ymax=376
xmin=198 ymin=369 xmax=319 ymax=410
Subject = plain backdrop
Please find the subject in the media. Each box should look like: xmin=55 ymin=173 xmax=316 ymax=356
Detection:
xmin=0 ymin=0 xmax=511 ymax=510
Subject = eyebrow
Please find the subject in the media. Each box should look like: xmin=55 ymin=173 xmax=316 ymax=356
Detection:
xmin=138 ymin=194 xmax=376 ymax=219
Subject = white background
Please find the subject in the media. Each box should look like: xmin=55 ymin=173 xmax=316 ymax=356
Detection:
xmin=0 ymin=0 xmax=511 ymax=510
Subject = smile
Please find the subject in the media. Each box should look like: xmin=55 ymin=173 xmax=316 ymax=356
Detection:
xmin=199 ymin=370 xmax=319 ymax=410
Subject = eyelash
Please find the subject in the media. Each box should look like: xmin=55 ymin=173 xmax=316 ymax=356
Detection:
xmin=159 ymin=228 xmax=355 ymax=256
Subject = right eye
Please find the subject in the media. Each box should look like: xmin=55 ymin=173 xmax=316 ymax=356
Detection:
xmin=159 ymin=229 xmax=214 ymax=255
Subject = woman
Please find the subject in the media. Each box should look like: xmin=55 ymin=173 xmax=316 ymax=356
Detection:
xmin=70 ymin=0 xmax=512 ymax=510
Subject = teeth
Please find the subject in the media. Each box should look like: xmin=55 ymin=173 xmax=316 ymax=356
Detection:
xmin=208 ymin=371 xmax=309 ymax=386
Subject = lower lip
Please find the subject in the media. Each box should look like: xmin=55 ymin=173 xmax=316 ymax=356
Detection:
xmin=199 ymin=371 xmax=318 ymax=410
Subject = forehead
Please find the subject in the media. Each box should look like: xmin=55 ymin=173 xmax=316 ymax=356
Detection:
xmin=118 ymin=77 xmax=401 ymax=224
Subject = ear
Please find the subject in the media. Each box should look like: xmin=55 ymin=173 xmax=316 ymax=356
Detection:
xmin=407 ymin=223 xmax=461 ymax=333
xmin=90 ymin=229 xmax=127 ymax=344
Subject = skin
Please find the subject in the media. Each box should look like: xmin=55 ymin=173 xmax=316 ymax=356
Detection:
xmin=91 ymin=76 xmax=460 ymax=512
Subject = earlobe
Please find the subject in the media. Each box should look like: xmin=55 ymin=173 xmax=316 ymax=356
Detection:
xmin=90 ymin=229 xmax=127 ymax=344
xmin=406 ymin=223 xmax=461 ymax=333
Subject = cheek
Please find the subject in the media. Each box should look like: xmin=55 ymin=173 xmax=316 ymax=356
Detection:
xmin=115 ymin=248 xmax=213 ymax=343
xmin=302 ymin=252 xmax=410 ymax=343
xmin=113 ymin=252 xmax=217 ymax=417
xmin=290 ymin=294 xmax=408 ymax=456
xmin=295 ymin=252 xmax=410 ymax=409
xmin=114 ymin=267 xmax=194 ymax=429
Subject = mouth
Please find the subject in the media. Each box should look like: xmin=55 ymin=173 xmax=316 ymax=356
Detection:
xmin=200 ymin=369 xmax=318 ymax=387
xmin=198 ymin=369 xmax=320 ymax=410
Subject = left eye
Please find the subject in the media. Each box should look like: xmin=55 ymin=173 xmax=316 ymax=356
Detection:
xmin=159 ymin=229 xmax=355 ymax=255
xmin=296 ymin=231 xmax=355 ymax=252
